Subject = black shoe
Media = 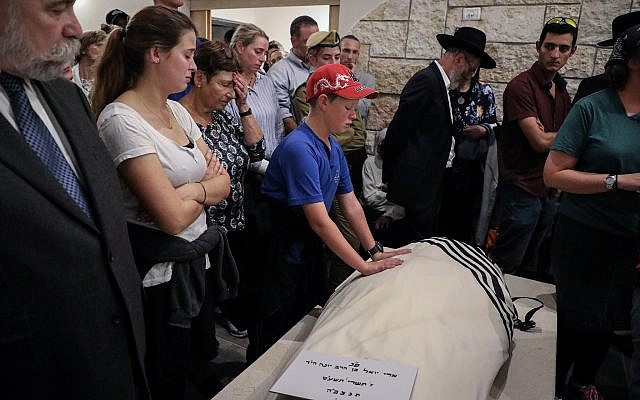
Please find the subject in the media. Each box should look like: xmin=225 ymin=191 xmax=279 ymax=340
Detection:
xmin=216 ymin=315 xmax=248 ymax=338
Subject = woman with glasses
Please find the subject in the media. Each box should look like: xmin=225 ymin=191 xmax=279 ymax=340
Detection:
xmin=544 ymin=25 xmax=640 ymax=400
xmin=179 ymin=40 xmax=265 ymax=343
xmin=93 ymin=6 xmax=230 ymax=399
xmin=180 ymin=40 xmax=264 ymax=236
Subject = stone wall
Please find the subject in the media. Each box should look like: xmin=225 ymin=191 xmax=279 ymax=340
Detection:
xmin=351 ymin=0 xmax=639 ymax=141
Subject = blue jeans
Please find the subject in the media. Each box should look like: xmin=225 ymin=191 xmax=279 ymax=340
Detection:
xmin=491 ymin=184 xmax=557 ymax=275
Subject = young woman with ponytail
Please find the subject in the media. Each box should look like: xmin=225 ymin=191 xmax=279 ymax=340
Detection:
xmin=94 ymin=6 xmax=231 ymax=399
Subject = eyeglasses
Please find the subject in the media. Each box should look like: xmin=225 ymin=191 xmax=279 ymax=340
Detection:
xmin=545 ymin=17 xmax=577 ymax=28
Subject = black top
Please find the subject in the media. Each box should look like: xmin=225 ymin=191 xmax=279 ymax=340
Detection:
xmin=572 ymin=73 xmax=607 ymax=105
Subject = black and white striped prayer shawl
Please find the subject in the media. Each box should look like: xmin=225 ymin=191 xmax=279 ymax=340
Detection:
xmin=299 ymin=238 xmax=518 ymax=399
xmin=421 ymin=237 xmax=517 ymax=344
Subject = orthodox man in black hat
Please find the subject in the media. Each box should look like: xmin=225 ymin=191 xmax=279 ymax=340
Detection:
xmin=573 ymin=11 xmax=640 ymax=103
xmin=383 ymin=26 xmax=495 ymax=243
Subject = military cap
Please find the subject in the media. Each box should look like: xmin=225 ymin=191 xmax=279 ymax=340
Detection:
xmin=306 ymin=30 xmax=340 ymax=49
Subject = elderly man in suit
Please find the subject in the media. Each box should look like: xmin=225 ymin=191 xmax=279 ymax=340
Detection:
xmin=383 ymin=27 xmax=495 ymax=242
xmin=0 ymin=1 xmax=148 ymax=399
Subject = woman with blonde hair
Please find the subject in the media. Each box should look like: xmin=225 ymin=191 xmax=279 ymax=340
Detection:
xmin=94 ymin=6 xmax=230 ymax=399
xmin=229 ymin=23 xmax=283 ymax=169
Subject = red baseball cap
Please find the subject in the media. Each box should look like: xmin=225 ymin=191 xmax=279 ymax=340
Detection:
xmin=306 ymin=64 xmax=378 ymax=102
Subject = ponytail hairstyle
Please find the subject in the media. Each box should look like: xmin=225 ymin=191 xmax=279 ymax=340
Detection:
xmin=92 ymin=5 xmax=196 ymax=117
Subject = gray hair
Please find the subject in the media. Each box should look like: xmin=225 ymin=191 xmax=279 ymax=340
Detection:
xmin=0 ymin=2 xmax=79 ymax=80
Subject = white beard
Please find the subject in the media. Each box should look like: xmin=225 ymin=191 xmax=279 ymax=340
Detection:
xmin=448 ymin=67 xmax=465 ymax=91
xmin=0 ymin=7 xmax=80 ymax=81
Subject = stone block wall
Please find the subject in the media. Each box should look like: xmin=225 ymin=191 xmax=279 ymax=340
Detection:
xmin=351 ymin=0 xmax=637 ymax=147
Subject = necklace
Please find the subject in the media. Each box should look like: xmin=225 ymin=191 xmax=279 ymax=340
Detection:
xmin=183 ymin=97 xmax=212 ymax=126
xmin=140 ymin=95 xmax=173 ymax=129
xmin=243 ymin=72 xmax=256 ymax=88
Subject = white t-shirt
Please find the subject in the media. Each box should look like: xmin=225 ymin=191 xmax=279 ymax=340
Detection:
xmin=98 ymin=100 xmax=208 ymax=287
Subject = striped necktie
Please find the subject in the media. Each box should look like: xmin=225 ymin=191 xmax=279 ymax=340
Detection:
xmin=0 ymin=72 xmax=94 ymax=218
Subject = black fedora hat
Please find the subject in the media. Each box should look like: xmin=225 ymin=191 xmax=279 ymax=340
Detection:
xmin=436 ymin=26 xmax=496 ymax=69
xmin=598 ymin=11 xmax=640 ymax=47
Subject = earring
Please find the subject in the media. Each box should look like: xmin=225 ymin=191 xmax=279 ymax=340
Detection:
xmin=153 ymin=59 xmax=159 ymax=64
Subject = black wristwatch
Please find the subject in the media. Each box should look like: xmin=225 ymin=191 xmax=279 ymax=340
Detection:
xmin=604 ymin=174 xmax=617 ymax=191
xmin=367 ymin=241 xmax=384 ymax=258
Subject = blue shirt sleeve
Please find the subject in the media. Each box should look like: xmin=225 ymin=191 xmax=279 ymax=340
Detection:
xmin=266 ymin=60 xmax=294 ymax=120
xmin=281 ymin=143 xmax=325 ymax=206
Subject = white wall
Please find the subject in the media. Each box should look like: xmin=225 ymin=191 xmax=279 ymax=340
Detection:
xmin=213 ymin=6 xmax=329 ymax=50
xmin=74 ymin=0 xmax=384 ymax=38
xmin=74 ymin=0 xmax=189 ymax=31
xmin=338 ymin=0 xmax=385 ymax=34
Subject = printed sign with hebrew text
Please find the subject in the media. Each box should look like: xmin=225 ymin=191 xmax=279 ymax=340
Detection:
xmin=270 ymin=350 xmax=417 ymax=400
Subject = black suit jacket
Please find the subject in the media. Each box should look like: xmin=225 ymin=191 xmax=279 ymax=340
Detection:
xmin=0 ymin=79 xmax=149 ymax=399
xmin=383 ymin=62 xmax=454 ymax=212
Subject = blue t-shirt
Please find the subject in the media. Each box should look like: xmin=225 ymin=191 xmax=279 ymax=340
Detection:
xmin=262 ymin=122 xmax=353 ymax=211
xmin=552 ymin=88 xmax=640 ymax=237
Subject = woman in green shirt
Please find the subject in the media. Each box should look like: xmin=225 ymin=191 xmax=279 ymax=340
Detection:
xmin=544 ymin=25 xmax=640 ymax=400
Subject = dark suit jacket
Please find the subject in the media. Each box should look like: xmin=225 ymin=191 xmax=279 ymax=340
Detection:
xmin=383 ymin=62 xmax=454 ymax=212
xmin=0 ymin=79 xmax=149 ymax=399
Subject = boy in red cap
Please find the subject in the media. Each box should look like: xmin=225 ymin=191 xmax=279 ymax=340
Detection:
xmin=252 ymin=64 xmax=409 ymax=359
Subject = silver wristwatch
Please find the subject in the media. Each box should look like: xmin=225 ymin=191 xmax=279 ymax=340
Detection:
xmin=604 ymin=174 xmax=617 ymax=191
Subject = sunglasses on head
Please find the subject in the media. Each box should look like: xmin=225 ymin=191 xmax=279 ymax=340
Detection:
xmin=545 ymin=17 xmax=577 ymax=28
xmin=218 ymin=46 xmax=233 ymax=59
